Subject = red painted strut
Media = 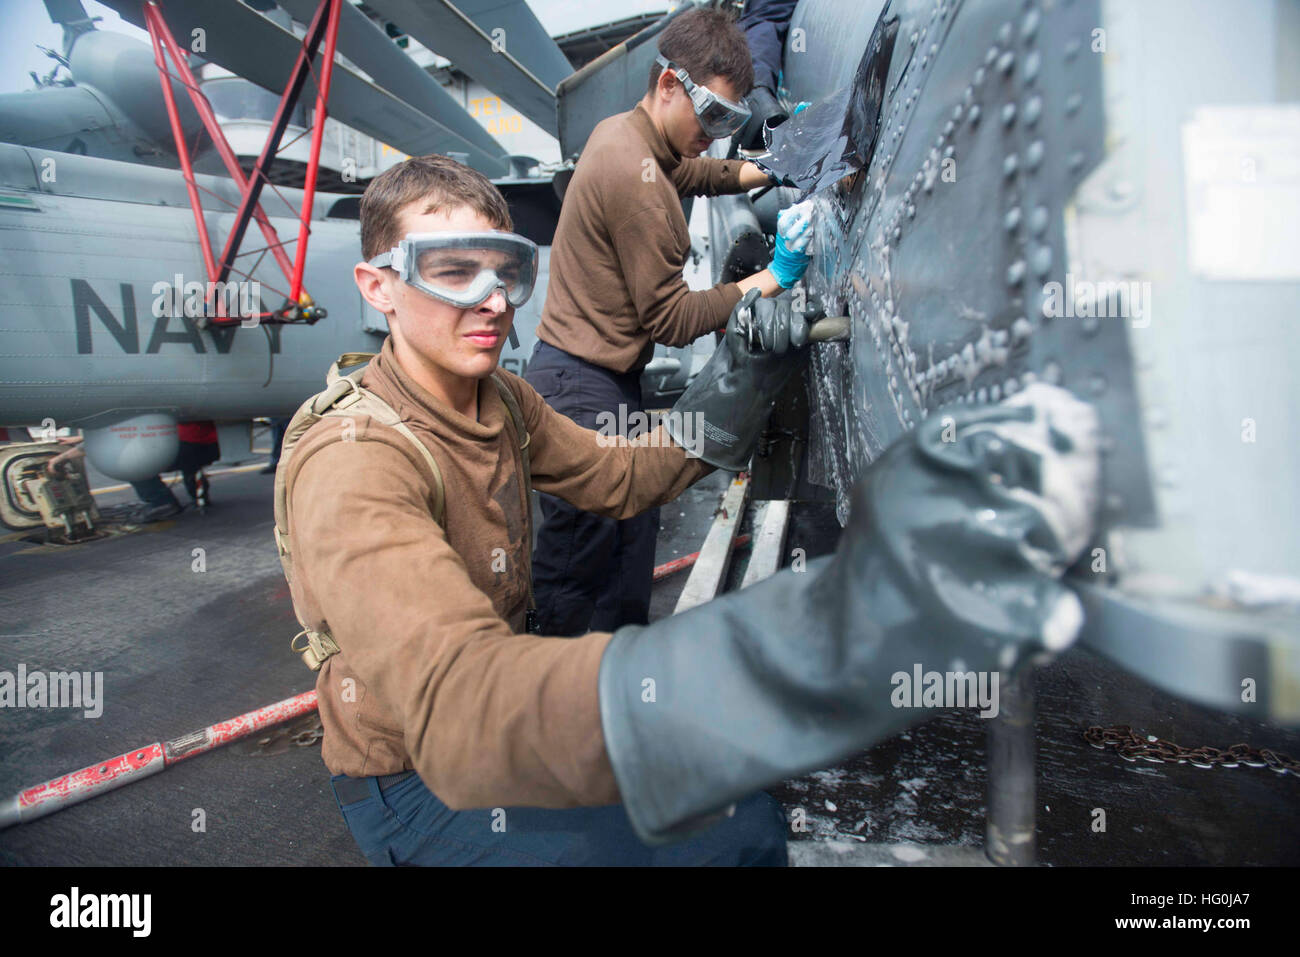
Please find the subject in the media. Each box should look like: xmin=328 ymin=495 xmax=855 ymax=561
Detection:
xmin=0 ymin=690 xmax=318 ymax=830
xmin=143 ymin=0 xmax=343 ymax=319
xmin=143 ymin=0 xmax=296 ymax=290
xmin=653 ymin=534 xmax=751 ymax=582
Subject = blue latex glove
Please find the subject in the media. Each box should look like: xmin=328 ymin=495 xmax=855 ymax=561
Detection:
xmin=771 ymin=200 xmax=814 ymax=288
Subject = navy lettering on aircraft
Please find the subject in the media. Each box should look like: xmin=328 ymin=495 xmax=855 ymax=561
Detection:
xmin=72 ymin=280 xmax=280 ymax=355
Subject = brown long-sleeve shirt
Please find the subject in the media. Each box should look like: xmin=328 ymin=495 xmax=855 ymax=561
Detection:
xmin=537 ymin=103 xmax=749 ymax=374
xmin=283 ymin=337 xmax=711 ymax=809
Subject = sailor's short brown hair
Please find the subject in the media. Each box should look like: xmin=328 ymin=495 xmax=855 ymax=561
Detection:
xmin=360 ymin=154 xmax=513 ymax=261
xmin=648 ymin=7 xmax=754 ymax=97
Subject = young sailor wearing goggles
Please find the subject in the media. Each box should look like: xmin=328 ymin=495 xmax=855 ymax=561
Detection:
xmin=283 ymin=154 xmax=789 ymax=865
xmin=526 ymin=6 xmax=814 ymax=641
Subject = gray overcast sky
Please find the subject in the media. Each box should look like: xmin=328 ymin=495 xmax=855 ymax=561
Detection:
xmin=0 ymin=0 xmax=674 ymax=94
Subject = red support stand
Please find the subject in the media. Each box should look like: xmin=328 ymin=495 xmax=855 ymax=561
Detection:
xmin=144 ymin=0 xmax=296 ymax=290
xmin=143 ymin=0 xmax=343 ymax=323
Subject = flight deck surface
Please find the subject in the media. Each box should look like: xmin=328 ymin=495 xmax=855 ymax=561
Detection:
xmin=1 ymin=465 xmax=1296 ymax=866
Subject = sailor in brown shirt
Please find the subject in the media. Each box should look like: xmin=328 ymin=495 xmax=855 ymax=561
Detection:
xmin=282 ymin=154 xmax=786 ymax=865
xmin=526 ymin=7 xmax=812 ymax=638
xmin=279 ymin=154 xmax=1103 ymax=865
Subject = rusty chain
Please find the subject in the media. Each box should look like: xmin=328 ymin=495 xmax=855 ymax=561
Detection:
xmin=290 ymin=724 xmax=324 ymax=747
xmin=1084 ymin=725 xmax=1299 ymax=777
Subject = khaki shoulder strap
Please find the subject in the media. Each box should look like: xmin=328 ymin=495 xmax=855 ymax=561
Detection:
xmin=273 ymin=353 xmax=448 ymax=669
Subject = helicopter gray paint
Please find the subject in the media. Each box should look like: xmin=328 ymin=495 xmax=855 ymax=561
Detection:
xmin=0 ymin=142 xmax=548 ymax=430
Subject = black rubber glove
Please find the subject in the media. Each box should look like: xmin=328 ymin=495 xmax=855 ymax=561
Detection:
xmin=664 ymin=288 xmax=811 ymax=469
xmin=600 ymin=384 xmax=1101 ymax=844
xmin=737 ymin=85 xmax=788 ymax=151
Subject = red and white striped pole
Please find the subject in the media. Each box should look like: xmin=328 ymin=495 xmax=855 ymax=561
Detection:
xmin=653 ymin=534 xmax=750 ymax=582
xmin=0 ymin=690 xmax=318 ymax=830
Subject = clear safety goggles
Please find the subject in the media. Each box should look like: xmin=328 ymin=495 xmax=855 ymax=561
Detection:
xmin=368 ymin=231 xmax=539 ymax=308
xmin=655 ymin=54 xmax=751 ymax=140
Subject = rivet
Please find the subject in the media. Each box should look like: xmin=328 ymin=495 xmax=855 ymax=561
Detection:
xmin=1068 ymin=150 xmax=1086 ymax=171
xmin=952 ymin=104 xmax=964 ymax=121
xmin=1021 ymin=9 xmax=1041 ymax=39
xmin=1081 ymin=315 xmax=1100 ymax=336
xmin=907 ymin=204 xmax=916 ymax=218
xmin=1001 ymin=102 xmax=1017 ymax=125
xmin=1023 ymin=50 xmax=1041 ymax=82
xmin=968 ymin=104 xmax=982 ymax=125
xmin=990 ymin=384 xmax=1001 ymax=401
xmin=1011 ymin=317 xmax=1033 ymax=341
xmin=1088 ymin=373 xmax=1107 ymax=396
xmin=977 ymin=387 xmax=989 ymax=403
xmin=1026 ymin=140 xmax=1045 ymax=170
xmin=1023 ymin=95 xmax=1042 ymax=125
xmin=1029 ymin=205 xmax=1049 ymax=235
xmin=999 ymin=23 xmax=1013 ymax=44
xmin=1031 ymin=244 xmax=1053 ymax=276
xmin=943 ymin=144 xmax=955 ymax=159
xmin=985 ymin=46 xmax=999 ymax=66
xmin=997 ymin=51 xmax=1016 ymax=74
xmin=964 ymin=85 xmax=975 ymax=104
xmin=1007 ymin=260 xmax=1027 ymax=285
xmin=1004 ymin=206 xmax=1022 ymax=231
xmin=1003 ymin=153 xmax=1019 ymax=177
xmin=1065 ymin=37 xmax=1081 ymax=60
xmin=894 ymin=226 xmax=901 ymax=241
xmin=911 ymin=31 xmax=920 ymax=45
xmin=1065 ymin=92 xmax=1083 ymax=114
xmin=973 ymin=66 xmax=987 ymax=86
xmin=1043 ymin=360 xmax=1062 ymax=385
xmin=1004 ymin=377 xmax=1019 ymax=395
xmin=944 ymin=120 xmax=955 ymax=136
xmin=930 ymin=42 xmax=939 ymax=57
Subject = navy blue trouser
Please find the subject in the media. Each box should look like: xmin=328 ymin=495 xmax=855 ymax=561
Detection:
xmin=330 ymin=771 xmax=789 ymax=867
xmin=524 ymin=341 xmax=660 ymax=637
xmin=741 ymin=0 xmax=800 ymax=93
xmin=129 ymin=475 xmax=179 ymax=508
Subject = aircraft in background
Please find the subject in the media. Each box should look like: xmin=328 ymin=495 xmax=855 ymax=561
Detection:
xmin=0 ymin=0 xmax=701 ymax=531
